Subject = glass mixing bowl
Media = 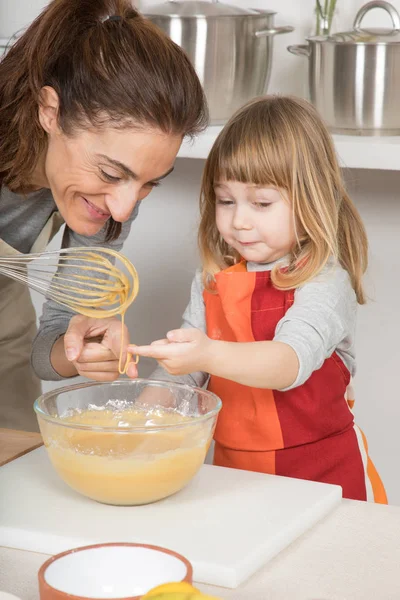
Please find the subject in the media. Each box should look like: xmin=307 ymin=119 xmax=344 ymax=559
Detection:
xmin=34 ymin=379 xmax=221 ymax=506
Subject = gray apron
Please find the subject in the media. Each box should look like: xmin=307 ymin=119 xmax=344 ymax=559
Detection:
xmin=0 ymin=212 xmax=64 ymax=431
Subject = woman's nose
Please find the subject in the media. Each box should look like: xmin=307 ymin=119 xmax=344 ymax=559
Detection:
xmin=104 ymin=184 xmax=140 ymax=223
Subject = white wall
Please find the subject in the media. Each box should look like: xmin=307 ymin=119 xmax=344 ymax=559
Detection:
xmin=0 ymin=0 xmax=48 ymax=39
xmin=2 ymin=0 xmax=400 ymax=504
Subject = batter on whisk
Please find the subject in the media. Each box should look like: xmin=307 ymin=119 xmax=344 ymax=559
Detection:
xmin=0 ymin=246 xmax=140 ymax=374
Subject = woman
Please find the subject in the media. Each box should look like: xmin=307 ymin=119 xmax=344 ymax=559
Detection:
xmin=0 ymin=0 xmax=207 ymax=431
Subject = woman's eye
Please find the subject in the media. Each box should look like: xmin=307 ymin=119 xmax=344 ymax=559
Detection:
xmin=255 ymin=201 xmax=271 ymax=208
xmin=100 ymin=169 xmax=122 ymax=183
xmin=145 ymin=181 xmax=161 ymax=189
xmin=217 ymin=199 xmax=233 ymax=205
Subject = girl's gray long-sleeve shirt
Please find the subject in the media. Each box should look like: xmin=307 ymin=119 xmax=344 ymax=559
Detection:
xmin=151 ymin=259 xmax=357 ymax=391
xmin=0 ymin=185 xmax=139 ymax=380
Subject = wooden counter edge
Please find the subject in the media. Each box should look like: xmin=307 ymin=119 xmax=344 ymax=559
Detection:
xmin=0 ymin=428 xmax=43 ymax=467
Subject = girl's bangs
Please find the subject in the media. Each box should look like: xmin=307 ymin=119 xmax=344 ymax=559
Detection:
xmin=210 ymin=124 xmax=289 ymax=190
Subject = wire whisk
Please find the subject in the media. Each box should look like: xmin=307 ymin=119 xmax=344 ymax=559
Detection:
xmin=0 ymin=247 xmax=139 ymax=373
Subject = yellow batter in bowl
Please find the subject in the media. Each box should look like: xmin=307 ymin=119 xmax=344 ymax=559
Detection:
xmin=35 ymin=379 xmax=221 ymax=506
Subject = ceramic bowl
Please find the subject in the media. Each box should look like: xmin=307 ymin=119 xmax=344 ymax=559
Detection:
xmin=38 ymin=542 xmax=193 ymax=600
xmin=34 ymin=379 xmax=221 ymax=505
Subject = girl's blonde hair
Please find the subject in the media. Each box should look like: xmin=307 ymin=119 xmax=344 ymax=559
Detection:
xmin=199 ymin=95 xmax=368 ymax=304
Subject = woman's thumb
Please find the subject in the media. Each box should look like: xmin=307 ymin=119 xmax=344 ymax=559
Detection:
xmin=63 ymin=317 xmax=86 ymax=361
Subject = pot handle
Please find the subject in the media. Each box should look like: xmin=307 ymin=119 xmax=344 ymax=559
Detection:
xmin=255 ymin=25 xmax=294 ymax=38
xmin=353 ymin=1 xmax=400 ymax=31
xmin=287 ymin=44 xmax=310 ymax=57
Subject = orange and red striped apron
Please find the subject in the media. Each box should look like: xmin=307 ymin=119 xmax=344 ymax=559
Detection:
xmin=204 ymin=263 xmax=387 ymax=503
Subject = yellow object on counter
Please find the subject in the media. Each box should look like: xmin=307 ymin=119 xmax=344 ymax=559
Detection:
xmin=42 ymin=407 xmax=210 ymax=505
xmin=142 ymin=582 xmax=199 ymax=596
xmin=141 ymin=594 xmax=221 ymax=599
xmin=141 ymin=581 xmax=221 ymax=599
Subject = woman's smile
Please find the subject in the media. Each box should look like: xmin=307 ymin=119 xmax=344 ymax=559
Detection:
xmin=81 ymin=196 xmax=111 ymax=223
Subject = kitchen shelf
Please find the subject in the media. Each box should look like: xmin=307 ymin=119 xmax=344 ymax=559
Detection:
xmin=178 ymin=125 xmax=400 ymax=171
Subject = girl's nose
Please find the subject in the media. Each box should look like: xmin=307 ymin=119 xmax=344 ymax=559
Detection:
xmin=232 ymin=206 xmax=252 ymax=230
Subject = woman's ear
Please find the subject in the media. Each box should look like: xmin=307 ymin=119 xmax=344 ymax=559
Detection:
xmin=38 ymin=86 xmax=60 ymax=133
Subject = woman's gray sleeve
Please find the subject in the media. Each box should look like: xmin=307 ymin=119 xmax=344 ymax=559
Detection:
xmin=31 ymin=204 xmax=140 ymax=381
xmin=150 ymin=269 xmax=209 ymax=389
xmin=274 ymin=264 xmax=357 ymax=390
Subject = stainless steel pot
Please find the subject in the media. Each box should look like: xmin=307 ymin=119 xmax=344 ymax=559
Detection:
xmin=288 ymin=1 xmax=400 ymax=136
xmin=144 ymin=0 xmax=293 ymax=124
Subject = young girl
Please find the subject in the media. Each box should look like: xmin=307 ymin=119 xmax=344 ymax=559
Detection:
xmin=130 ymin=95 xmax=387 ymax=503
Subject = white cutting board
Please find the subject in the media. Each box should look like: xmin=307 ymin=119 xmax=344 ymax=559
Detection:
xmin=0 ymin=447 xmax=341 ymax=588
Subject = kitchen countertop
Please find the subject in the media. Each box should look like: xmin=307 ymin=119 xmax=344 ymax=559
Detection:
xmin=0 ymin=429 xmax=42 ymax=467
xmin=1 ymin=439 xmax=400 ymax=599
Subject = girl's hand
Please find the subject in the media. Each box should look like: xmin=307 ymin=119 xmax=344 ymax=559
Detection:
xmin=52 ymin=315 xmax=138 ymax=381
xmin=128 ymin=328 xmax=213 ymax=376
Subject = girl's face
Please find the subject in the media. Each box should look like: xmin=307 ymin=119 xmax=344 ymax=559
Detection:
xmin=214 ymin=180 xmax=296 ymax=264
xmin=36 ymin=88 xmax=181 ymax=237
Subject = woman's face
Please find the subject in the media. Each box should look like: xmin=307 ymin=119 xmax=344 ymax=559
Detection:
xmin=37 ymin=88 xmax=181 ymax=237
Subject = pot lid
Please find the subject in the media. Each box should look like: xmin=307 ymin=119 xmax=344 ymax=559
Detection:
xmin=308 ymin=1 xmax=400 ymax=44
xmin=307 ymin=28 xmax=400 ymax=44
xmin=143 ymin=0 xmax=275 ymax=18
xmin=315 ymin=26 xmax=400 ymax=44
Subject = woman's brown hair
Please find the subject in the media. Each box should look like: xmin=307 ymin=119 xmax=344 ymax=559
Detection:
xmin=199 ymin=95 xmax=368 ymax=304
xmin=0 ymin=0 xmax=208 ymax=240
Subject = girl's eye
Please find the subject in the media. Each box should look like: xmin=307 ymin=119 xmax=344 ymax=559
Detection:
xmin=100 ymin=169 xmax=122 ymax=183
xmin=255 ymin=202 xmax=271 ymax=208
xmin=217 ymin=199 xmax=233 ymax=205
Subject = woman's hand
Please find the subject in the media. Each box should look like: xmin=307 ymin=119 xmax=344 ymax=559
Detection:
xmin=51 ymin=314 xmax=138 ymax=381
xmin=128 ymin=328 xmax=213 ymax=376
